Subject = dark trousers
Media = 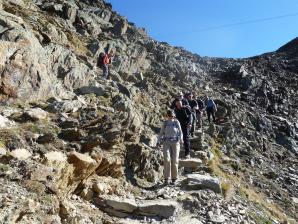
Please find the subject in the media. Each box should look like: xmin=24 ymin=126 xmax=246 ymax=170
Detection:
xmin=207 ymin=107 xmax=215 ymax=123
xmin=103 ymin=64 xmax=109 ymax=79
xmin=182 ymin=125 xmax=190 ymax=156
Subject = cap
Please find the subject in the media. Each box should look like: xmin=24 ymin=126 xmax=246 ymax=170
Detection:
xmin=167 ymin=109 xmax=176 ymax=118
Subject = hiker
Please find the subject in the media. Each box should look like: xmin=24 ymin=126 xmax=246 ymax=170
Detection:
xmin=98 ymin=51 xmax=114 ymax=79
xmin=157 ymin=109 xmax=183 ymax=185
xmin=196 ymin=97 xmax=205 ymax=129
xmin=206 ymin=96 xmax=217 ymax=123
xmin=174 ymin=100 xmax=192 ymax=159
xmin=170 ymin=92 xmax=189 ymax=109
xmin=185 ymin=92 xmax=198 ymax=137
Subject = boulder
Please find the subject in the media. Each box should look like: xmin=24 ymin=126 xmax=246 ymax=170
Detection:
xmin=44 ymin=151 xmax=67 ymax=167
xmin=76 ymin=86 xmax=105 ymax=96
xmin=47 ymin=99 xmax=85 ymax=113
xmin=67 ymin=152 xmax=98 ymax=182
xmin=23 ymin=108 xmax=48 ymax=121
xmin=36 ymin=133 xmax=55 ymax=144
xmin=105 ymin=197 xmax=137 ymax=213
xmin=98 ymin=197 xmax=179 ymax=218
xmin=0 ymin=115 xmax=15 ymax=128
xmin=10 ymin=148 xmax=31 ymax=160
xmin=138 ymin=200 xmax=179 ymax=218
xmin=113 ymin=19 xmax=128 ymax=36
xmin=179 ymin=158 xmax=202 ymax=168
xmin=58 ymin=128 xmax=84 ymax=142
xmin=59 ymin=199 xmax=76 ymax=219
xmin=0 ymin=147 xmax=7 ymax=156
xmin=183 ymin=174 xmax=221 ymax=193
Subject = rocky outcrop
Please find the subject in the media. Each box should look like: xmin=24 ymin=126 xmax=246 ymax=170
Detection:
xmin=0 ymin=0 xmax=297 ymax=223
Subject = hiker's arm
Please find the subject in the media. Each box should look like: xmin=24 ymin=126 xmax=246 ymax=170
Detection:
xmin=177 ymin=121 xmax=183 ymax=143
xmin=213 ymin=101 xmax=217 ymax=111
xmin=186 ymin=108 xmax=192 ymax=125
xmin=157 ymin=121 xmax=165 ymax=144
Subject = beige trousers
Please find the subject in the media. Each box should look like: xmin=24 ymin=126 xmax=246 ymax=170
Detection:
xmin=163 ymin=141 xmax=180 ymax=180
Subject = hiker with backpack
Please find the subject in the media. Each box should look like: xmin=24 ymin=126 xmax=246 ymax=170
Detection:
xmin=205 ymin=96 xmax=217 ymax=123
xmin=174 ymin=100 xmax=192 ymax=159
xmin=185 ymin=92 xmax=198 ymax=137
xmin=170 ymin=91 xmax=189 ymax=109
xmin=98 ymin=51 xmax=114 ymax=79
xmin=157 ymin=109 xmax=183 ymax=185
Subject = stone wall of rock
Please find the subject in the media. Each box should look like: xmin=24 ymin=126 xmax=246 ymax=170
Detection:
xmin=0 ymin=0 xmax=298 ymax=223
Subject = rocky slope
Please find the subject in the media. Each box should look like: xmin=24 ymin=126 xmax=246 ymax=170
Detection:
xmin=0 ymin=0 xmax=297 ymax=223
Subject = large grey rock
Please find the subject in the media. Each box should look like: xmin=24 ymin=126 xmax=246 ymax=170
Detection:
xmin=10 ymin=148 xmax=32 ymax=160
xmin=105 ymin=198 xmax=137 ymax=213
xmin=23 ymin=108 xmax=48 ymax=121
xmin=0 ymin=115 xmax=15 ymax=128
xmin=138 ymin=200 xmax=179 ymax=218
xmin=76 ymin=86 xmax=105 ymax=96
xmin=183 ymin=174 xmax=221 ymax=193
xmin=179 ymin=158 xmax=202 ymax=168
xmin=47 ymin=99 xmax=86 ymax=113
xmin=100 ymin=197 xmax=179 ymax=218
xmin=113 ymin=19 xmax=128 ymax=36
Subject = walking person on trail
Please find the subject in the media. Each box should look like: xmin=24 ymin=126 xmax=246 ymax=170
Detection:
xmin=170 ymin=91 xmax=189 ymax=109
xmin=196 ymin=97 xmax=205 ymax=129
xmin=157 ymin=110 xmax=183 ymax=185
xmin=98 ymin=50 xmax=114 ymax=79
xmin=174 ymin=100 xmax=192 ymax=159
xmin=185 ymin=92 xmax=198 ymax=137
xmin=205 ymin=96 xmax=217 ymax=123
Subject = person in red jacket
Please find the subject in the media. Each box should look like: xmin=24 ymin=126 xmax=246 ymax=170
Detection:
xmin=100 ymin=51 xmax=113 ymax=79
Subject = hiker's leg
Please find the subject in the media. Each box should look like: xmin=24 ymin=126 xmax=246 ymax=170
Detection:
xmin=163 ymin=142 xmax=171 ymax=181
xmin=183 ymin=126 xmax=190 ymax=157
xmin=211 ymin=108 xmax=216 ymax=122
xmin=197 ymin=111 xmax=202 ymax=128
xmin=170 ymin=142 xmax=180 ymax=180
xmin=207 ymin=109 xmax=211 ymax=123
xmin=192 ymin=113 xmax=196 ymax=135
xmin=103 ymin=64 xmax=108 ymax=79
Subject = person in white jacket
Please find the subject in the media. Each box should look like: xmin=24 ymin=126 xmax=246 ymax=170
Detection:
xmin=158 ymin=109 xmax=183 ymax=185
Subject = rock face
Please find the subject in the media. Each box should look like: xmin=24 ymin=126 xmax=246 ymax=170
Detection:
xmin=0 ymin=0 xmax=297 ymax=223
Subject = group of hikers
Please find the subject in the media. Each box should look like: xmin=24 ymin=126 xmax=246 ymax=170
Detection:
xmin=97 ymin=49 xmax=218 ymax=186
xmin=157 ymin=92 xmax=217 ymax=185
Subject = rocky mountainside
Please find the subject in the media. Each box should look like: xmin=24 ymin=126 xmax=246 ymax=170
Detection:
xmin=0 ymin=0 xmax=297 ymax=223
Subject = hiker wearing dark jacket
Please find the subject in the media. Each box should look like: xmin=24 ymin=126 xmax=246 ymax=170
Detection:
xmin=185 ymin=92 xmax=198 ymax=137
xmin=170 ymin=92 xmax=189 ymax=109
xmin=206 ymin=96 xmax=217 ymax=123
xmin=174 ymin=100 xmax=192 ymax=158
xmin=157 ymin=110 xmax=183 ymax=185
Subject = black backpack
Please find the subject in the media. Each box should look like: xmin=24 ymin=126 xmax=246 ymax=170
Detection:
xmin=197 ymin=99 xmax=205 ymax=110
xmin=97 ymin=52 xmax=106 ymax=67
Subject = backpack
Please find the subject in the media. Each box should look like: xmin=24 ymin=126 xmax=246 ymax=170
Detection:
xmin=197 ymin=99 xmax=205 ymax=110
xmin=206 ymin=99 xmax=215 ymax=109
xmin=97 ymin=52 xmax=106 ymax=67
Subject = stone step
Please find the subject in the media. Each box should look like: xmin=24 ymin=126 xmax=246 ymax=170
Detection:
xmin=179 ymin=158 xmax=202 ymax=168
xmin=182 ymin=174 xmax=221 ymax=193
xmin=97 ymin=197 xmax=180 ymax=218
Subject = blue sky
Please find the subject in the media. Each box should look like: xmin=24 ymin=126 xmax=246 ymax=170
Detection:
xmin=106 ymin=0 xmax=298 ymax=58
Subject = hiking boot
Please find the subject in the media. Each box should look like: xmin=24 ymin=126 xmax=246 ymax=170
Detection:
xmin=171 ymin=179 xmax=177 ymax=186
xmin=163 ymin=179 xmax=169 ymax=186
